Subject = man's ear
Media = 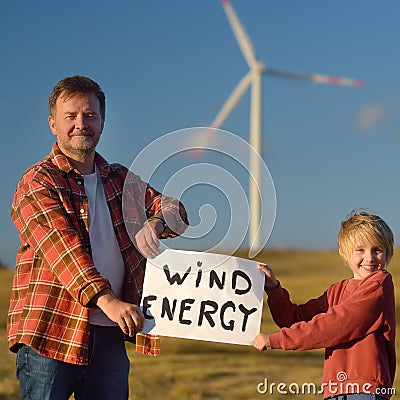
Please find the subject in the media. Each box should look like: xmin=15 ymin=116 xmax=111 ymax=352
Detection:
xmin=48 ymin=115 xmax=57 ymax=137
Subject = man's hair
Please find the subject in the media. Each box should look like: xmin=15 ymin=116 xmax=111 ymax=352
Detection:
xmin=48 ymin=75 xmax=106 ymax=119
xmin=338 ymin=209 xmax=394 ymax=267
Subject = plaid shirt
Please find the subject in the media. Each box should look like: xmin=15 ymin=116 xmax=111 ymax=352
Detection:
xmin=8 ymin=143 xmax=188 ymax=365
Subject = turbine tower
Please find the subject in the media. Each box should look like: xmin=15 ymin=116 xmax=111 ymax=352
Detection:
xmin=212 ymin=0 xmax=363 ymax=253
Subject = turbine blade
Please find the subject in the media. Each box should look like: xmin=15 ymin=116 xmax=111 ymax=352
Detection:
xmin=211 ymin=70 xmax=253 ymax=128
xmin=266 ymin=68 xmax=364 ymax=87
xmin=190 ymin=71 xmax=253 ymax=159
xmin=221 ymin=0 xmax=258 ymax=69
xmin=311 ymin=73 xmax=364 ymax=87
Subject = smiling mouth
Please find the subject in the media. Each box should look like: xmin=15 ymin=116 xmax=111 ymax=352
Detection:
xmin=71 ymin=129 xmax=93 ymax=136
xmin=360 ymin=265 xmax=378 ymax=271
xmin=71 ymin=133 xmax=93 ymax=138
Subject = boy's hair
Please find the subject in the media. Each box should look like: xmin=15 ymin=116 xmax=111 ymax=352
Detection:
xmin=48 ymin=75 xmax=106 ymax=119
xmin=338 ymin=209 xmax=394 ymax=267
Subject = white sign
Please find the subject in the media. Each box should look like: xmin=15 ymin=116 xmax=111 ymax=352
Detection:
xmin=140 ymin=249 xmax=265 ymax=346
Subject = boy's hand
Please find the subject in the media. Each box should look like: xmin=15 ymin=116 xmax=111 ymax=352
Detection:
xmin=258 ymin=264 xmax=279 ymax=290
xmin=252 ymin=334 xmax=271 ymax=351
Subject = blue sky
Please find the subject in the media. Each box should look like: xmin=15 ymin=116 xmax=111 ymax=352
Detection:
xmin=1 ymin=0 xmax=399 ymax=267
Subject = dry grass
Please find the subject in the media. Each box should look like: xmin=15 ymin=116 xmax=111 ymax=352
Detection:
xmin=0 ymin=266 xmax=18 ymax=400
xmin=0 ymin=249 xmax=398 ymax=399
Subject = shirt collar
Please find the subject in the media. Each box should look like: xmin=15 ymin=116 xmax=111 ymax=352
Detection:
xmin=50 ymin=143 xmax=111 ymax=177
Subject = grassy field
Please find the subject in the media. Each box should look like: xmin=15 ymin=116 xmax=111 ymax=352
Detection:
xmin=0 ymin=249 xmax=398 ymax=399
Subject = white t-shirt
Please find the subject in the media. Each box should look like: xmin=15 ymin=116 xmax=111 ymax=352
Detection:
xmin=84 ymin=166 xmax=125 ymax=326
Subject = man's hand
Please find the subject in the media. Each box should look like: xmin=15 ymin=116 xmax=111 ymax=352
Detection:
xmin=252 ymin=333 xmax=271 ymax=351
xmin=135 ymin=219 xmax=164 ymax=258
xmin=93 ymin=289 xmax=145 ymax=337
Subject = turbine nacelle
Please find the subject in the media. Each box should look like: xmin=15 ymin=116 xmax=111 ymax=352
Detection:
xmin=254 ymin=62 xmax=266 ymax=75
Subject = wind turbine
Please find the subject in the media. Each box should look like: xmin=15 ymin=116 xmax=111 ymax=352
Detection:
xmin=210 ymin=0 xmax=363 ymax=253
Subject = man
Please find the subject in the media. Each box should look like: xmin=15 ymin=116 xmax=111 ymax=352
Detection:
xmin=8 ymin=76 xmax=188 ymax=400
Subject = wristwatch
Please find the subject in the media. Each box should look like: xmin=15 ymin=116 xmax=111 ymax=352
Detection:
xmin=146 ymin=216 xmax=168 ymax=238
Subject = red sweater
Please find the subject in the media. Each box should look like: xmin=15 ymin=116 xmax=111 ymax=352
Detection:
xmin=268 ymin=270 xmax=396 ymax=399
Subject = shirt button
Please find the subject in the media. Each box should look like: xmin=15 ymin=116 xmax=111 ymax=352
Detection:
xmin=77 ymin=180 xmax=83 ymax=185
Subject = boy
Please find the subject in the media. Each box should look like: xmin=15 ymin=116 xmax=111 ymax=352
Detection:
xmin=253 ymin=210 xmax=396 ymax=399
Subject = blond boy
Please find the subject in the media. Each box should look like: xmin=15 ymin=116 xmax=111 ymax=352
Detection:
xmin=253 ymin=210 xmax=396 ymax=400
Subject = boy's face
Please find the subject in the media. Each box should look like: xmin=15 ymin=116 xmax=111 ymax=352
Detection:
xmin=348 ymin=236 xmax=386 ymax=280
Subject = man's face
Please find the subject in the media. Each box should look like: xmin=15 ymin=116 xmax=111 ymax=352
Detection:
xmin=48 ymin=92 xmax=104 ymax=160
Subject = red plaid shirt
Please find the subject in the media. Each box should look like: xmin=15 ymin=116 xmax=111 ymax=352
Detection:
xmin=8 ymin=143 xmax=188 ymax=365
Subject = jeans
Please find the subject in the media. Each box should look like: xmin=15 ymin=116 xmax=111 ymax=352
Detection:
xmin=326 ymin=394 xmax=387 ymax=400
xmin=16 ymin=325 xmax=130 ymax=400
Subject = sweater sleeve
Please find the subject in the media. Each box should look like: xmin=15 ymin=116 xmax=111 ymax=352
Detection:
xmin=267 ymin=284 xmax=329 ymax=328
xmin=269 ymin=273 xmax=387 ymax=351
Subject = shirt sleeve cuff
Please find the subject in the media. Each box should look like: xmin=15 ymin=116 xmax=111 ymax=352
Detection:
xmin=134 ymin=333 xmax=161 ymax=356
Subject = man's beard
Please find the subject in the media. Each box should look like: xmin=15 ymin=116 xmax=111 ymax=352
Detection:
xmin=65 ymin=142 xmax=96 ymax=157
xmin=60 ymin=129 xmax=100 ymax=157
